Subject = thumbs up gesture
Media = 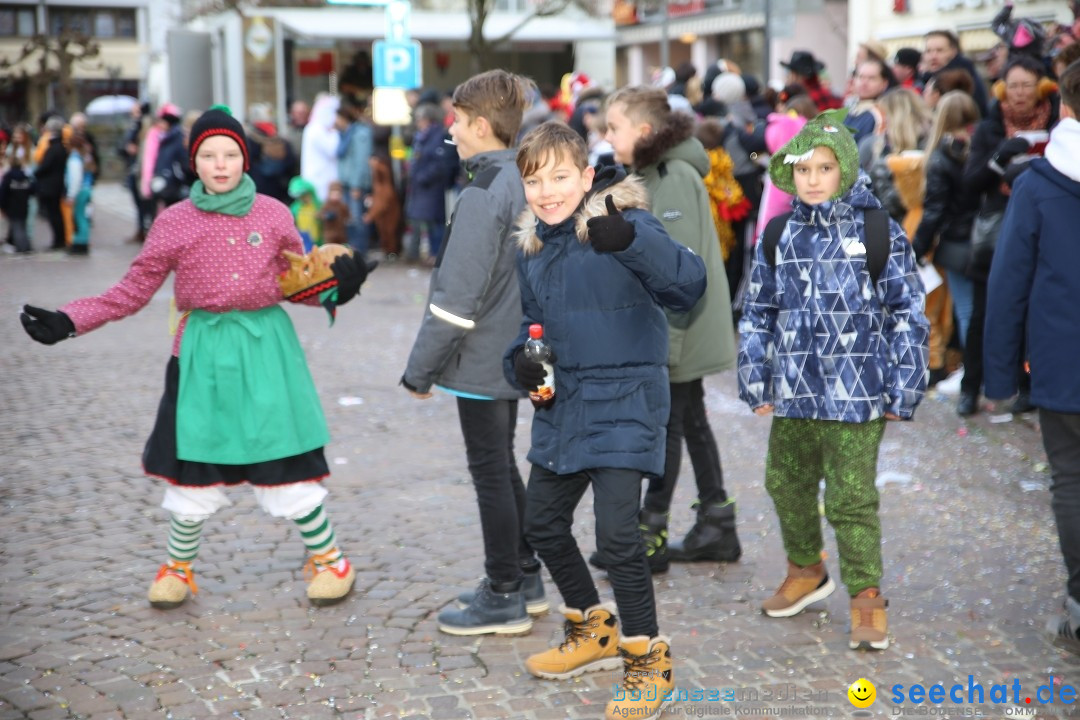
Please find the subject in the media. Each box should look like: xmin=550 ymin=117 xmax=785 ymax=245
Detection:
xmin=586 ymin=194 xmax=636 ymax=253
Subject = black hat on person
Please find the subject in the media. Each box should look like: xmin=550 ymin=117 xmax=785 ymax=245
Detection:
xmin=781 ymin=50 xmax=825 ymax=78
xmin=894 ymin=47 xmax=922 ymax=71
xmin=188 ymin=104 xmax=249 ymax=172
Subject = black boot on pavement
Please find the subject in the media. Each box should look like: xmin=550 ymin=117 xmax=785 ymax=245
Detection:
xmin=668 ymin=499 xmax=741 ymax=563
xmin=438 ymin=578 xmax=532 ymax=636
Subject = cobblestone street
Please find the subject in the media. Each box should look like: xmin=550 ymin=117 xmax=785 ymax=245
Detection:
xmin=1 ymin=183 xmax=1078 ymax=719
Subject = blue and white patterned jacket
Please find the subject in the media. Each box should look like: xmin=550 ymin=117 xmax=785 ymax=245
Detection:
xmin=737 ymin=176 xmax=929 ymax=422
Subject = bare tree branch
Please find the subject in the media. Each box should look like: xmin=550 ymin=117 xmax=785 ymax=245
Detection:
xmin=486 ymin=0 xmax=571 ymax=47
xmin=466 ymin=0 xmax=593 ymax=71
xmin=0 ymin=32 xmax=101 ymax=117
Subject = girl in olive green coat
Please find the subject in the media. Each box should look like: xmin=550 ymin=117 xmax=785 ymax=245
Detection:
xmin=603 ymin=86 xmax=740 ymax=571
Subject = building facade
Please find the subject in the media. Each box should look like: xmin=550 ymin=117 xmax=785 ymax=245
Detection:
xmin=851 ymin=0 xmax=1071 ymax=61
xmin=0 ymin=0 xmax=184 ymax=124
xmin=614 ymin=0 xmax=849 ymax=96
xmin=167 ymin=0 xmax=616 ymax=127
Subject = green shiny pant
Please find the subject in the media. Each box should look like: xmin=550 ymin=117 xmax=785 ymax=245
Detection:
xmin=765 ymin=417 xmax=886 ymax=596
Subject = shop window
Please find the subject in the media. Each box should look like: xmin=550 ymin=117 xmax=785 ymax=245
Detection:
xmin=94 ymin=12 xmax=115 ymax=37
xmin=48 ymin=7 xmax=136 ymax=38
xmin=0 ymin=6 xmax=36 ymax=36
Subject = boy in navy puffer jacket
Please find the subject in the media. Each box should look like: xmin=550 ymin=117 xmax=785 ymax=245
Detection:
xmin=506 ymin=121 xmax=705 ymax=720
xmin=738 ymin=109 xmax=929 ymax=651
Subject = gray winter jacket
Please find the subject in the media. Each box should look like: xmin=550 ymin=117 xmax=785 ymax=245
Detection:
xmin=403 ymin=148 xmax=527 ymax=399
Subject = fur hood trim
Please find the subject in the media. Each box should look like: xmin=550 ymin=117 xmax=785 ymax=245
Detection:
xmin=513 ymin=175 xmax=651 ymax=256
xmin=632 ymin=111 xmax=695 ymax=170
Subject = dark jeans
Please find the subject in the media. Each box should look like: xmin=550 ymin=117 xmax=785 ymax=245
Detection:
xmin=8 ymin=219 xmax=29 ymax=252
xmin=526 ymin=465 xmax=659 ymax=638
xmin=344 ymin=187 xmax=371 ymax=256
xmin=1040 ymin=409 xmax=1080 ymax=602
xmin=126 ymin=173 xmax=152 ymax=233
xmin=645 ymin=378 xmax=728 ymax=513
xmin=456 ymin=397 xmax=535 ymax=585
xmin=40 ymin=194 xmax=64 ymax=249
xmin=964 ymin=280 xmax=1029 ymax=397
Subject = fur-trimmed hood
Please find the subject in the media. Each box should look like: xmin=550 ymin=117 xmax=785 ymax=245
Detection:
xmin=631 ymin=110 xmax=696 ymax=171
xmin=513 ymin=171 xmax=650 ymax=256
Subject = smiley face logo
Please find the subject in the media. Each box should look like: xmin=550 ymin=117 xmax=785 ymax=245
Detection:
xmin=848 ymin=679 xmax=876 ymax=708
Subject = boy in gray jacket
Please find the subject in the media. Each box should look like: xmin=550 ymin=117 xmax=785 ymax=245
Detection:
xmin=401 ymin=70 xmax=546 ymax=635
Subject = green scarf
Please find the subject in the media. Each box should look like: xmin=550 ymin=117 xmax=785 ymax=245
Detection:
xmin=190 ymin=174 xmax=257 ymax=216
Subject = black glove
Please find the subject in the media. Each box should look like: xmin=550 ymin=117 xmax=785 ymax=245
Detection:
xmin=331 ymin=255 xmax=378 ymax=306
xmin=586 ymin=195 xmax=635 ymax=253
xmin=512 ymin=345 xmax=554 ymax=391
xmin=990 ymin=137 xmax=1031 ymax=173
xmin=1002 ymin=160 xmax=1032 ymax=189
xmin=20 ymin=305 xmax=76 ymax=345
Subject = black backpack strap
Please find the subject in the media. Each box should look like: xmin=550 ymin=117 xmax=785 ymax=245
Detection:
xmin=762 ymin=212 xmax=793 ymax=269
xmin=863 ymin=208 xmax=890 ymax=286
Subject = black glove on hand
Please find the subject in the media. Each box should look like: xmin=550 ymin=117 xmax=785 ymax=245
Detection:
xmin=331 ymin=255 xmax=378 ymax=306
xmin=586 ymin=195 xmax=635 ymax=253
xmin=1002 ymin=160 xmax=1031 ymax=189
xmin=512 ymin=346 xmax=552 ymax=391
xmin=20 ymin=305 xmax=76 ymax=345
xmin=990 ymin=137 xmax=1031 ymax=173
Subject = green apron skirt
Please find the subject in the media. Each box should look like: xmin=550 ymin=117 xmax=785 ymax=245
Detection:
xmin=175 ymin=307 xmax=330 ymax=465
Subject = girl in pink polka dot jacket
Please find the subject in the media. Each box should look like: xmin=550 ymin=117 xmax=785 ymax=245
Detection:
xmin=19 ymin=105 xmax=372 ymax=609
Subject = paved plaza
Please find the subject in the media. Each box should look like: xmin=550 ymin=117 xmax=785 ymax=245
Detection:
xmin=1 ymin=184 xmax=1078 ymax=719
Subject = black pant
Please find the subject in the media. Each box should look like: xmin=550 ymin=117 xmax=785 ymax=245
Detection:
xmin=1040 ymin=409 xmax=1080 ymax=602
xmin=526 ymin=465 xmax=658 ymax=638
xmin=126 ymin=173 xmax=152 ymax=233
xmin=644 ymin=378 xmax=727 ymax=513
xmin=456 ymin=397 xmax=535 ymax=585
xmin=40 ymin=194 xmax=65 ymax=249
xmin=963 ymin=280 xmax=1029 ymax=397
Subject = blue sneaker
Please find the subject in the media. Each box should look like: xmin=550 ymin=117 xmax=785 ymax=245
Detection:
xmin=457 ymin=571 xmax=548 ymax=615
xmin=440 ymin=578 xmax=532 ymax=636
xmin=1050 ymin=596 xmax=1080 ymax=656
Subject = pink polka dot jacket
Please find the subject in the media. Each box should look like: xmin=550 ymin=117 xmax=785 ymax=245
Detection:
xmin=61 ymin=196 xmax=316 ymax=356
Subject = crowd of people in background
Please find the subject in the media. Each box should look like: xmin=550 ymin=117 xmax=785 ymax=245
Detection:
xmin=12 ymin=3 xmax=1080 ymax=717
xmin=0 ymin=6 xmax=1076 ymax=417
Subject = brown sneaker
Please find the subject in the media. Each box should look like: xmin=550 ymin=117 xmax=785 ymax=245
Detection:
xmin=525 ymin=602 xmax=622 ymax=679
xmin=604 ymin=635 xmax=674 ymax=720
xmin=148 ymin=561 xmax=197 ymax=609
xmin=761 ymin=560 xmax=836 ymax=617
xmin=850 ymin=588 xmax=889 ymax=650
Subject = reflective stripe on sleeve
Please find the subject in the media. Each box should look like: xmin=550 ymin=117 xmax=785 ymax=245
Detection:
xmin=429 ymin=303 xmax=476 ymax=330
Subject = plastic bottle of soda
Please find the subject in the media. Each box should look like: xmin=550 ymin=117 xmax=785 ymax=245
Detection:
xmin=524 ymin=323 xmax=555 ymax=408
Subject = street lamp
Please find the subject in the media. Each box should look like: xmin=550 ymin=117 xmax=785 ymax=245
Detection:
xmin=763 ymin=0 xmax=770 ymax=86
xmin=660 ymin=0 xmax=669 ymax=71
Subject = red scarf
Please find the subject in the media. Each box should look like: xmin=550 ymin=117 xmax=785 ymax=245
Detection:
xmin=1002 ymin=98 xmax=1051 ymax=137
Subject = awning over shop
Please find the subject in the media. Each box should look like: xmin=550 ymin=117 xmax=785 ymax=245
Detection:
xmin=616 ymin=11 xmax=764 ymax=46
xmin=267 ymin=7 xmax=616 ymax=43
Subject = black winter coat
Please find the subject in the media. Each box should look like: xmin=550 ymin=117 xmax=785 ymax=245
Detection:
xmin=0 ymin=166 xmax=34 ymax=219
xmin=35 ymin=136 xmax=67 ymax=199
xmin=963 ymin=95 xmax=1059 ymax=279
xmin=912 ymin=136 xmax=979 ymax=272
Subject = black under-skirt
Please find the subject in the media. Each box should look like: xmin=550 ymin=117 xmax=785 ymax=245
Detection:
xmin=143 ymin=357 xmax=330 ymax=487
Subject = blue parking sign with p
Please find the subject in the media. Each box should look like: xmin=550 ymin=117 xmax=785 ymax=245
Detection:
xmin=373 ymin=40 xmax=422 ymax=90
